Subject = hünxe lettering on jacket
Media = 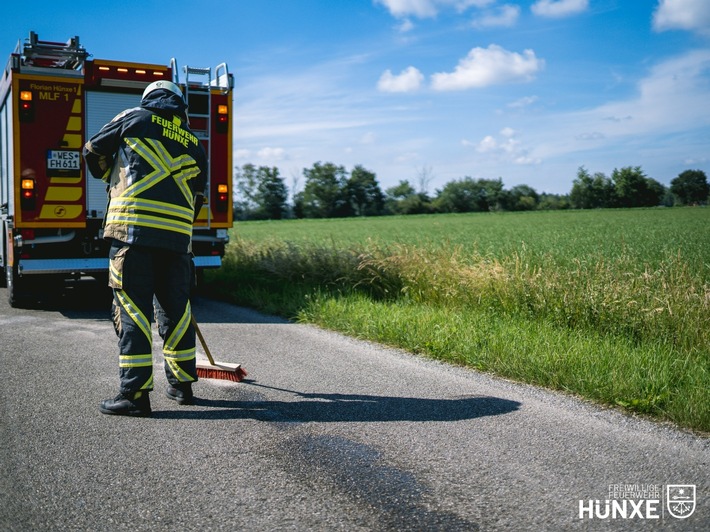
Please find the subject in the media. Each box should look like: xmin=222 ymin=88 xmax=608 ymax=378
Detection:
xmin=151 ymin=114 xmax=199 ymax=147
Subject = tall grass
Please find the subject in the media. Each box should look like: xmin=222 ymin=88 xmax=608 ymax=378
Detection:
xmin=204 ymin=210 xmax=710 ymax=432
xmin=359 ymin=244 xmax=709 ymax=352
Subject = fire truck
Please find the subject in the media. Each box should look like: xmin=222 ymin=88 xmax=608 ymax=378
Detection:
xmin=0 ymin=32 xmax=233 ymax=306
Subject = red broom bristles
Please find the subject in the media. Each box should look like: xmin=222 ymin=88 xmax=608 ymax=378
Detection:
xmin=196 ymin=365 xmax=247 ymax=382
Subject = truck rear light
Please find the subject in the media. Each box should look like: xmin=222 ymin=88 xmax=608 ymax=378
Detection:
xmin=19 ymin=91 xmax=34 ymax=122
xmin=21 ymin=177 xmax=36 ymax=210
xmin=216 ymin=184 xmax=228 ymax=212
xmin=216 ymin=104 xmax=228 ymax=133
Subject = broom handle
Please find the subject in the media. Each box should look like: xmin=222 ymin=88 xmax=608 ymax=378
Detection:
xmin=191 ymin=315 xmax=216 ymax=366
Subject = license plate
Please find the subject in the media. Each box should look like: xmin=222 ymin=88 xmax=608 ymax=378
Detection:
xmin=47 ymin=150 xmax=81 ymax=171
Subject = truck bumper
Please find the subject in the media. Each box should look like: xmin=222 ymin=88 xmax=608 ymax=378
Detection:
xmin=18 ymin=255 xmax=222 ymax=275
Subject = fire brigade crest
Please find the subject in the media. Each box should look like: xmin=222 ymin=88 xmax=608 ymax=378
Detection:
xmin=666 ymin=485 xmax=695 ymax=519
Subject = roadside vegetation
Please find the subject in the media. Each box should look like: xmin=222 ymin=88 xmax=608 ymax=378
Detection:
xmin=204 ymin=208 xmax=710 ymax=433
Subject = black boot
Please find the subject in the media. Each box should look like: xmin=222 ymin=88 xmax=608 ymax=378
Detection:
xmin=99 ymin=391 xmax=152 ymax=417
xmin=166 ymin=383 xmax=194 ymax=405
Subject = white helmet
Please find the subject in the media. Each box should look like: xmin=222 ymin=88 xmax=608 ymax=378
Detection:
xmin=142 ymin=80 xmax=184 ymax=101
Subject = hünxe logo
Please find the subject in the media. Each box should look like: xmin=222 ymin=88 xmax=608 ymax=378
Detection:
xmin=578 ymin=483 xmax=697 ymax=520
xmin=667 ymin=485 xmax=696 ymax=519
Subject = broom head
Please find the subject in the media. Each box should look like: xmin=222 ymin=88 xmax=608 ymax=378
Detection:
xmin=196 ymin=361 xmax=247 ymax=382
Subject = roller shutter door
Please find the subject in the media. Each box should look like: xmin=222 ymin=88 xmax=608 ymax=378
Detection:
xmin=84 ymin=92 xmax=141 ymax=217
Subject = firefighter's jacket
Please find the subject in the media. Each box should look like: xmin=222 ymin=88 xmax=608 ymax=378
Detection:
xmin=83 ymin=90 xmax=207 ymax=253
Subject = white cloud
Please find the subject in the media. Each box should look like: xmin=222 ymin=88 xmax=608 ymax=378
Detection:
xmin=257 ymin=147 xmax=287 ymax=161
xmin=531 ymin=0 xmax=588 ymax=18
xmin=575 ymin=131 xmax=605 ymax=141
xmin=476 ymin=135 xmax=498 ymax=152
xmin=653 ymin=0 xmax=710 ymax=35
xmin=361 ymin=132 xmax=377 ymax=144
xmin=526 ymin=49 xmax=710 ymax=162
xmin=234 ymin=54 xmax=391 ymax=145
xmin=472 ymin=4 xmax=520 ymax=28
xmin=395 ymin=151 xmax=422 ymax=163
xmin=378 ymin=66 xmax=425 ymax=92
xmin=430 ymin=45 xmax=544 ymax=91
xmin=375 ymin=0 xmax=495 ymax=19
xmin=508 ymin=95 xmax=538 ymax=109
xmin=684 ymin=156 xmax=709 ymax=165
xmin=397 ymin=19 xmax=415 ymax=32
xmin=514 ymin=155 xmax=540 ymax=165
xmin=376 ymin=0 xmax=437 ymax=18
xmin=593 ymin=49 xmax=710 ymax=133
xmin=469 ymin=127 xmax=540 ymax=165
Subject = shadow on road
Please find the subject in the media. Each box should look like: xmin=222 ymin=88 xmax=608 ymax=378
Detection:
xmin=2 ymin=279 xmax=113 ymax=319
xmin=4 ymin=282 xmax=288 ymax=325
xmin=152 ymin=380 xmax=521 ymax=423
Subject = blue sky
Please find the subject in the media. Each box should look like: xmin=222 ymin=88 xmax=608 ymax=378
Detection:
xmin=2 ymin=0 xmax=709 ymax=194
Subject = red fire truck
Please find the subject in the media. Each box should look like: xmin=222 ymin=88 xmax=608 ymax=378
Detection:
xmin=0 ymin=32 xmax=233 ymax=306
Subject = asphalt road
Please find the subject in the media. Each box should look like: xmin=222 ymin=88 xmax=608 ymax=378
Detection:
xmin=0 ymin=281 xmax=708 ymax=531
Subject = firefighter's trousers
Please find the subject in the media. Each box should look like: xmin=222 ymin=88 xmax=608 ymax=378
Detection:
xmin=108 ymin=242 xmax=197 ymax=394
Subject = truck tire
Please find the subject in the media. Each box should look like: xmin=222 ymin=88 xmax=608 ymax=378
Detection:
xmin=6 ymin=263 xmax=28 ymax=308
xmin=0 ymin=234 xmax=6 ymax=289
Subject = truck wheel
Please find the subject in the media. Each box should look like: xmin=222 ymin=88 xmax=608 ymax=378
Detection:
xmin=6 ymin=264 xmax=28 ymax=308
xmin=0 ymin=244 xmax=6 ymax=288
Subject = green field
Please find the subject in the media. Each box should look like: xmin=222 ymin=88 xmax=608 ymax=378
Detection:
xmin=204 ymin=208 xmax=710 ymax=433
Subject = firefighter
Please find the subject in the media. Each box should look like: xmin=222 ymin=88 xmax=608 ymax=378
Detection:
xmin=84 ymin=80 xmax=207 ymax=417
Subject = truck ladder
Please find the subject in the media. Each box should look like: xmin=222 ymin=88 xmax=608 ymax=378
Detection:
xmin=183 ymin=65 xmax=212 ymax=229
xmin=19 ymin=31 xmax=88 ymax=70
xmin=170 ymin=60 xmax=232 ymax=230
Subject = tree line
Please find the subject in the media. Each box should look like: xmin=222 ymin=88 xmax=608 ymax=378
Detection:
xmin=233 ymin=162 xmax=709 ymax=220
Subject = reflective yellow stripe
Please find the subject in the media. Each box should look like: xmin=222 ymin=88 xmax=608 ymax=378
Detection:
xmin=109 ymin=261 xmax=122 ymax=287
xmin=140 ymin=374 xmax=154 ymax=391
xmin=148 ymin=139 xmax=198 ymax=204
xmin=115 ymin=290 xmax=152 ymax=343
xmin=164 ymin=348 xmax=196 ymax=361
xmin=107 ymin=136 xmax=200 ymax=239
xmin=109 ymin=197 xmax=193 ymax=221
xmin=122 ymin=137 xmax=197 ymax=203
xmin=119 ymin=353 xmax=153 ymax=368
xmin=165 ymin=302 xmax=191 ymax=350
xmin=105 ymin=213 xmax=193 ymax=236
xmin=123 ymin=138 xmax=172 ymax=196
xmin=174 ymin=166 xmax=201 ymax=205
xmin=163 ymin=302 xmax=194 ymax=383
xmin=165 ymin=357 xmax=194 ymax=382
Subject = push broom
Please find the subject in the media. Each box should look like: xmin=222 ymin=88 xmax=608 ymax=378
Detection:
xmin=192 ymin=316 xmax=247 ymax=382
